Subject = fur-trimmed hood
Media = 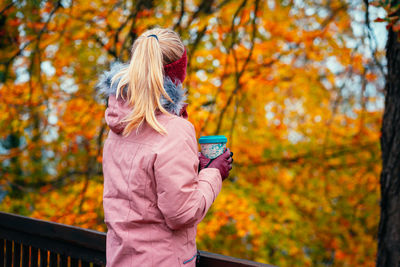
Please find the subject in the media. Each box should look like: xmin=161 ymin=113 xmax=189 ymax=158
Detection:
xmin=96 ymin=61 xmax=187 ymax=115
xmin=96 ymin=61 xmax=187 ymax=134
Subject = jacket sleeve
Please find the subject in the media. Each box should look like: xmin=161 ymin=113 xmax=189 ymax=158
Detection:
xmin=153 ymin=118 xmax=222 ymax=230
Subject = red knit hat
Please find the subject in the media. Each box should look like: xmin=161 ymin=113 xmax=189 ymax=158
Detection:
xmin=163 ymin=48 xmax=187 ymax=85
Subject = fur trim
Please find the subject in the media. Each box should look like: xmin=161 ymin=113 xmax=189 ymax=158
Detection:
xmin=96 ymin=62 xmax=187 ymax=116
xmin=96 ymin=61 xmax=128 ymax=97
xmin=161 ymin=76 xmax=187 ymax=116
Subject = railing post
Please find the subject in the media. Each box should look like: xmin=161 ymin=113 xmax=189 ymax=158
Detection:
xmin=0 ymin=239 xmax=4 ymax=267
xmin=49 ymin=252 xmax=57 ymax=267
xmin=5 ymin=239 xmax=12 ymax=267
xmin=71 ymin=257 xmax=79 ymax=266
xmin=60 ymin=255 xmax=68 ymax=267
xmin=31 ymin=247 xmax=39 ymax=267
xmin=14 ymin=242 xmax=21 ymax=267
xmin=21 ymin=244 xmax=29 ymax=267
xmin=39 ymin=249 xmax=47 ymax=267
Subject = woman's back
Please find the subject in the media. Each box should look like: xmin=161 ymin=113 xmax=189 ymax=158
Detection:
xmin=99 ymin=27 xmax=232 ymax=267
xmin=102 ymin=94 xmax=221 ymax=266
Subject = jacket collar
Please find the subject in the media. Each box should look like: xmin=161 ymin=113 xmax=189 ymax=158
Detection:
xmin=96 ymin=61 xmax=187 ymax=116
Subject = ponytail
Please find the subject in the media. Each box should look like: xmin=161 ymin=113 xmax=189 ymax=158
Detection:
xmin=110 ymin=28 xmax=183 ymax=136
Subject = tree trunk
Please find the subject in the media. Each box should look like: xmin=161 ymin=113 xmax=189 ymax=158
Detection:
xmin=376 ymin=7 xmax=400 ymax=267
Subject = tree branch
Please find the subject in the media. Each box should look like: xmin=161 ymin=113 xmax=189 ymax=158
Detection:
xmin=214 ymin=0 xmax=259 ymax=134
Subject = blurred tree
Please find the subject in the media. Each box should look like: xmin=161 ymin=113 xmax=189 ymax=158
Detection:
xmin=376 ymin=0 xmax=400 ymax=266
xmin=0 ymin=0 xmax=386 ymax=266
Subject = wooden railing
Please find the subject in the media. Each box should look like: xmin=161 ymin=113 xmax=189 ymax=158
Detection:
xmin=0 ymin=212 xmax=274 ymax=267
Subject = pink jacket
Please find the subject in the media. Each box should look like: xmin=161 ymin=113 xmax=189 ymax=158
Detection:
xmin=100 ymin=66 xmax=222 ymax=267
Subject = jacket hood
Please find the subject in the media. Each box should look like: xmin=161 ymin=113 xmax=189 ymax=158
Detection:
xmin=96 ymin=61 xmax=187 ymax=134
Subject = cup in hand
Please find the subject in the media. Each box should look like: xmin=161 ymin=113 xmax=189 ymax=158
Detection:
xmin=199 ymin=135 xmax=228 ymax=159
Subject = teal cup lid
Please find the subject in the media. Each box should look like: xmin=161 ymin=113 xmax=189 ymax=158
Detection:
xmin=199 ymin=135 xmax=227 ymax=144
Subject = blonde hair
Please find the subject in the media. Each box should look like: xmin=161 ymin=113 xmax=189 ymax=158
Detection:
xmin=110 ymin=28 xmax=185 ymax=136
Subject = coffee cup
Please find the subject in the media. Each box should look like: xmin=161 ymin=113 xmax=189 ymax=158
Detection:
xmin=199 ymin=135 xmax=228 ymax=159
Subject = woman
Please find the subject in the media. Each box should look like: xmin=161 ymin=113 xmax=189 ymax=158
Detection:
xmin=97 ymin=28 xmax=233 ymax=266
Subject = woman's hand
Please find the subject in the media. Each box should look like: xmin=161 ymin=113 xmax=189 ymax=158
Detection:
xmin=198 ymin=148 xmax=233 ymax=181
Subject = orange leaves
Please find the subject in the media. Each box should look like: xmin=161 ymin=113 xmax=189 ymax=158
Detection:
xmin=366 ymin=72 xmax=378 ymax=82
xmin=335 ymin=250 xmax=346 ymax=260
xmin=392 ymin=22 xmax=400 ymax=32
xmin=7 ymin=18 xmax=21 ymax=27
xmin=198 ymin=189 xmax=261 ymax=241
xmin=27 ymin=180 xmax=106 ymax=231
xmin=58 ymin=97 xmax=103 ymax=140
xmin=0 ymin=0 xmax=386 ymax=266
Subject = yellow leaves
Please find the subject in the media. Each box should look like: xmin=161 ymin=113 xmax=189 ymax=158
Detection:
xmin=1 ymin=0 xmax=386 ymax=266
xmin=28 ymin=179 xmax=105 ymax=231
xmin=279 ymin=169 xmax=294 ymax=188
xmin=2 ymin=84 xmax=30 ymax=106
xmin=198 ymin=189 xmax=260 ymax=242
xmin=352 ymin=54 xmax=364 ymax=74
xmin=58 ymin=97 xmax=103 ymax=139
